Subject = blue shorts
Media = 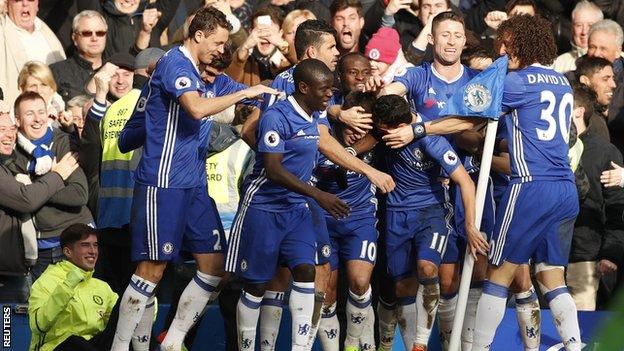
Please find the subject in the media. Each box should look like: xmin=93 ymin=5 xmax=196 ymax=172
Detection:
xmin=489 ymin=180 xmax=579 ymax=267
xmin=444 ymin=177 xmax=496 ymax=263
xmin=307 ymin=198 xmax=331 ymax=266
xmin=326 ymin=213 xmax=378 ymax=270
xmin=131 ymin=184 xmax=226 ymax=262
xmin=385 ymin=205 xmax=450 ymax=280
xmin=225 ymin=206 xmax=316 ymax=284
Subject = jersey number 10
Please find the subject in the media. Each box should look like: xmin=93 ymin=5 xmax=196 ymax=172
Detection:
xmin=536 ymin=91 xmax=574 ymax=143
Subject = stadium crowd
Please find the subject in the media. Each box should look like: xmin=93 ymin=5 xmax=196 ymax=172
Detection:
xmin=0 ymin=0 xmax=624 ymax=350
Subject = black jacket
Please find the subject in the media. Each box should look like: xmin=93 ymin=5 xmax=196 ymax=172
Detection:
xmin=570 ymin=130 xmax=624 ymax=266
xmin=10 ymin=130 xmax=93 ymax=239
xmin=79 ymin=0 xmax=178 ymax=56
xmin=50 ymin=54 xmax=99 ymax=103
xmin=0 ymin=154 xmax=65 ymax=274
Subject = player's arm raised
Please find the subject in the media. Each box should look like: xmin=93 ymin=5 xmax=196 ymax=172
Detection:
xmin=179 ymin=85 xmax=281 ymax=120
xmin=263 ymin=152 xmax=350 ymax=219
xmin=318 ymin=124 xmax=395 ymax=193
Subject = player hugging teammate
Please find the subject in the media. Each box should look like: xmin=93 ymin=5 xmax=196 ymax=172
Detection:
xmin=110 ymin=7 xmax=583 ymax=351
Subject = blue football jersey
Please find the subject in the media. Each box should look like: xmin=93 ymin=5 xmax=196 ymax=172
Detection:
xmin=262 ymin=66 xmax=295 ymax=111
xmin=243 ymin=96 xmax=321 ymax=211
xmin=501 ymin=65 xmax=574 ymax=183
xmin=313 ymin=149 xmax=377 ymax=216
xmin=386 ymin=135 xmax=461 ymax=210
xmin=198 ymin=73 xmax=252 ymax=160
xmin=394 ymin=62 xmax=477 ymax=122
xmin=134 ymin=46 xmax=205 ymax=188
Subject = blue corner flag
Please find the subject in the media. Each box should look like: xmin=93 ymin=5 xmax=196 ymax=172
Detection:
xmin=439 ymin=55 xmax=509 ymax=120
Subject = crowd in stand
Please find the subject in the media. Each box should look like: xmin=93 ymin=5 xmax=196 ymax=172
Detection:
xmin=1 ymin=0 xmax=624 ymax=350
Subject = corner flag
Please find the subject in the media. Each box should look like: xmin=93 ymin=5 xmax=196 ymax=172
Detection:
xmin=439 ymin=55 xmax=509 ymax=120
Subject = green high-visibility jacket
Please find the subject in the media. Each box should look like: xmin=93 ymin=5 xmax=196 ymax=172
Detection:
xmin=28 ymin=260 xmax=118 ymax=351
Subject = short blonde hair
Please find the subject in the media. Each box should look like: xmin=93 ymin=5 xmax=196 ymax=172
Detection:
xmin=282 ymin=9 xmax=316 ymax=33
xmin=17 ymin=61 xmax=58 ymax=93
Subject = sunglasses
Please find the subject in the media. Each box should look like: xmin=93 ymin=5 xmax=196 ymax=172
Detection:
xmin=77 ymin=30 xmax=107 ymax=38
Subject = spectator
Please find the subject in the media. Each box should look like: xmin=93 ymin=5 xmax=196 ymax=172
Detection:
xmin=17 ymin=61 xmax=66 ymax=123
xmin=66 ymin=95 xmax=90 ymax=137
xmin=553 ymin=1 xmax=603 ymax=73
xmin=80 ymin=53 xmax=136 ymax=231
xmin=330 ymin=0 xmax=365 ymax=55
xmin=0 ymin=102 xmax=78 ymax=276
xmin=364 ymin=27 xmax=412 ymax=84
xmin=587 ymin=19 xmax=624 ymax=156
xmin=575 ymin=55 xmax=614 ymax=141
xmin=50 ymin=10 xmax=107 ymax=103
xmin=227 ymin=7 xmax=291 ymax=85
xmin=0 ymin=0 xmax=66 ymax=105
xmin=133 ymin=47 xmax=166 ymax=89
xmin=10 ymin=91 xmax=93 ymax=279
xmin=568 ymin=84 xmax=624 ymax=311
xmin=281 ymin=9 xmax=316 ymax=63
xmin=28 ymin=224 xmax=118 ymax=351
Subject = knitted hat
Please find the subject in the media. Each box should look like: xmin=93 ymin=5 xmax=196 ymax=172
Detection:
xmin=364 ymin=27 xmax=401 ymax=64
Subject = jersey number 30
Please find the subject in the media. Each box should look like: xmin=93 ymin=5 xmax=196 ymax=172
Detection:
xmin=536 ymin=91 xmax=573 ymax=143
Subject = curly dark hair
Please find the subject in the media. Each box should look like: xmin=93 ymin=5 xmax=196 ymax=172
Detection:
xmin=497 ymin=14 xmax=557 ymax=68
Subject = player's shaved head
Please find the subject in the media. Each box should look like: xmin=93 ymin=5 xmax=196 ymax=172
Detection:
xmin=294 ymin=58 xmax=333 ymax=91
xmin=373 ymin=95 xmax=412 ymax=128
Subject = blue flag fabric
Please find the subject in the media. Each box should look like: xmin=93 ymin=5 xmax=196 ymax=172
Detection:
xmin=439 ymin=55 xmax=509 ymax=120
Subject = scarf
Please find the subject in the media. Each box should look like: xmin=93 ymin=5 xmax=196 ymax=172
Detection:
xmin=17 ymin=126 xmax=55 ymax=175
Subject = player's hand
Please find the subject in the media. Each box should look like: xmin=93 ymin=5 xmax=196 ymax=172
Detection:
xmin=315 ymin=191 xmax=350 ymax=219
xmin=384 ymin=0 xmax=411 ymax=16
xmin=141 ymin=8 xmax=162 ymax=34
xmin=339 ymin=106 xmax=373 ymax=134
xmin=600 ymin=161 xmax=624 ymax=188
xmin=597 ymin=259 xmax=618 ymax=275
xmin=51 ymin=152 xmax=79 ymax=180
xmin=484 ymin=11 xmax=507 ymax=30
xmin=466 ymin=226 xmax=489 ymax=260
xmin=365 ymin=168 xmax=395 ymax=193
xmin=242 ymin=85 xmax=281 ymax=99
xmin=381 ymin=124 xmax=415 ymax=149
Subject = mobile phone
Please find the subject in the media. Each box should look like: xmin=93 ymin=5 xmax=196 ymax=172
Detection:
xmin=257 ymin=15 xmax=272 ymax=28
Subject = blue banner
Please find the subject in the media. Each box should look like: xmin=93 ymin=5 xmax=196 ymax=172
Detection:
xmin=439 ymin=55 xmax=509 ymax=120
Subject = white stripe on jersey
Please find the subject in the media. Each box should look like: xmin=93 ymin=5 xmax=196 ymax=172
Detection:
xmin=511 ymin=110 xmax=532 ymax=182
xmin=158 ymin=102 xmax=180 ymax=187
xmin=147 ymin=186 xmax=158 ymax=260
xmin=225 ymin=170 xmax=268 ymax=272
xmin=492 ymin=183 xmax=522 ymax=265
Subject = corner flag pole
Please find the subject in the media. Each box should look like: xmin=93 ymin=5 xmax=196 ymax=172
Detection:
xmin=448 ymin=118 xmax=499 ymax=351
